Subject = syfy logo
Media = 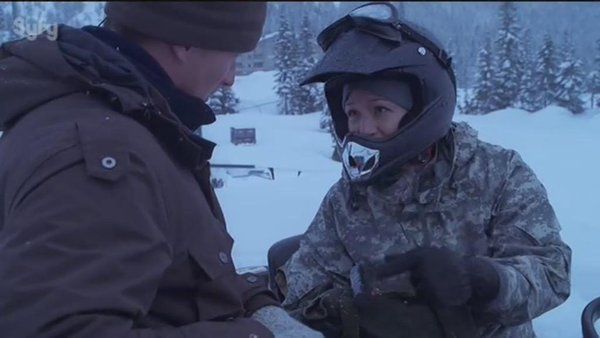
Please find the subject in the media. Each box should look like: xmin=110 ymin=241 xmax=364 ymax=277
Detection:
xmin=12 ymin=15 xmax=58 ymax=41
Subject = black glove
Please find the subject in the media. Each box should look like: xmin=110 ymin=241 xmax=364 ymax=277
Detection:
xmin=465 ymin=255 xmax=501 ymax=306
xmin=300 ymin=287 xmax=358 ymax=338
xmin=375 ymin=246 xmax=500 ymax=307
xmin=350 ymin=265 xmax=445 ymax=338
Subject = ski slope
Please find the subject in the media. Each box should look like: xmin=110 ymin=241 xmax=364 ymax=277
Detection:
xmin=203 ymin=70 xmax=600 ymax=337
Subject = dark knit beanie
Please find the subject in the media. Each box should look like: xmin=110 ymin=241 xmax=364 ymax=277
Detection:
xmin=104 ymin=2 xmax=267 ymax=53
xmin=342 ymin=78 xmax=414 ymax=112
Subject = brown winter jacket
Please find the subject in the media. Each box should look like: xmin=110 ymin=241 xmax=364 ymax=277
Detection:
xmin=0 ymin=26 xmax=278 ymax=337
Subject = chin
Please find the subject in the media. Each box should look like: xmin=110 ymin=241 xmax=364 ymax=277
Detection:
xmin=186 ymin=89 xmax=209 ymax=102
xmin=198 ymin=90 xmax=213 ymax=102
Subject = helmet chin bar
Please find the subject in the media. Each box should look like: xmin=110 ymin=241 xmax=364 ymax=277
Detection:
xmin=342 ymin=141 xmax=381 ymax=181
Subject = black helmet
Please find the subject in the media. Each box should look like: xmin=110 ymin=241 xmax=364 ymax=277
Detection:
xmin=302 ymin=2 xmax=456 ymax=185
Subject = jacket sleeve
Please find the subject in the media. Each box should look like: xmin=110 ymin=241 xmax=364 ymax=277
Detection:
xmin=0 ymin=150 xmax=271 ymax=338
xmin=240 ymin=272 xmax=282 ymax=315
xmin=281 ymin=187 xmax=354 ymax=321
xmin=476 ymin=151 xmax=571 ymax=326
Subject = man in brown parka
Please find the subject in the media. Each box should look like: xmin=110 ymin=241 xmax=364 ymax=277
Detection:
xmin=0 ymin=2 xmax=323 ymax=338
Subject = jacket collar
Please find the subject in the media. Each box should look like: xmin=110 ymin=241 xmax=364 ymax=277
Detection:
xmin=0 ymin=25 xmax=216 ymax=168
xmin=413 ymin=122 xmax=479 ymax=205
xmin=81 ymin=26 xmax=215 ymax=132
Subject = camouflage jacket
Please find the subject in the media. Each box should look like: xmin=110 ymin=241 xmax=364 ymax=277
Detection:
xmin=282 ymin=122 xmax=571 ymax=337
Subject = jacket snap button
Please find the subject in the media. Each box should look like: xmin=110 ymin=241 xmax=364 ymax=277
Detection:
xmin=246 ymin=275 xmax=258 ymax=284
xmin=218 ymin=252 xmax=229 ymax=264
xmin=249 ymin=334 xmax=259 ymax=338
xmin=101 ymin=157 xmax=117 ymax=169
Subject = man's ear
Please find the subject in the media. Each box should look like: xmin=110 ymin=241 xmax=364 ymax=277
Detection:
xmin=170 ymin=45 xmax=190 ymax=64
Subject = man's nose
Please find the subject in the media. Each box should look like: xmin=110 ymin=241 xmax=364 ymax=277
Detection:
xmin=222 ymin=62 xmax=236 ymax=87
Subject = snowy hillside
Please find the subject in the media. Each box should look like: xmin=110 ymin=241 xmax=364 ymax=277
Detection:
xmin=203 ymin=71 xmax=600 ymax=337
xmin=455 ymin=109 xmax=600 ymax=337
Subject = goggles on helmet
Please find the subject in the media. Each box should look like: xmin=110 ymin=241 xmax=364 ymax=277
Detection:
xmin=317 ymin=2 xmax=453 ymax=73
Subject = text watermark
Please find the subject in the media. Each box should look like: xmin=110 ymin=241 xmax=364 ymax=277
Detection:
xmin=12 ymin=15 xmax=58 ymax=41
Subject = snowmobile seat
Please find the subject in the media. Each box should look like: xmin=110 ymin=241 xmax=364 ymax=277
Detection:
xmin=267 ymin=234 xmax=303 ymax=299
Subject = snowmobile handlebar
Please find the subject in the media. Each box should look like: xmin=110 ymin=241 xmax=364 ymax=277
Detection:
xmin=582 ymin=296 xmax=600 ymax=338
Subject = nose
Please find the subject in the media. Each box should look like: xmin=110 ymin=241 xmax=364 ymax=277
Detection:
xmin=222 ymin=62 xmax=236 ymax=87
xmin=357 ymin=115 xmax=379 ymax=138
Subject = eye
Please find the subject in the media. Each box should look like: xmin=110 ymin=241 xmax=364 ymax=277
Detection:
xmin=345 ymin=109 xmax=358 ymax=118
xmin=374 ymin=106 xmax=390 ymax=115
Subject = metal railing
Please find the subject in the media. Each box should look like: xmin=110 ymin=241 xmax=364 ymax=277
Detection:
xmin=236 ymin=100 xmax=278 ymax=114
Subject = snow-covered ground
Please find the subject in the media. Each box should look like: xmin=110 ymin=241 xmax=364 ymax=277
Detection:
xmin=203 ymin=70 xmax=600 ymax=337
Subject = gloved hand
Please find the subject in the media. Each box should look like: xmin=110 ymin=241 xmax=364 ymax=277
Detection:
xmin=375 ymin=246 xmax=500 ymax=307
xmin=350 ymin=265 xmax=445 ymax=338
xmin=251 ymin=305 xmax=325 ymax=338
xmin=300 ymin=287 xmax=358 ymax=338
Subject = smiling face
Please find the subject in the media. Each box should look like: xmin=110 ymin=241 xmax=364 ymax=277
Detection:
xmin=344 ymin=89 xmax=409 ymax=140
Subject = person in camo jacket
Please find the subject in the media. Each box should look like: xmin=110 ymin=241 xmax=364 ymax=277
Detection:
xmin=277 ymin=2 xmax=571 ymax=337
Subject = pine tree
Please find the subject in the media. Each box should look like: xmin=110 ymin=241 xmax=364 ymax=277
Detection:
xmin=5 ymin=2 xmax=21 ymax=41
xmin=517 ymin=29 xmax=538 ymax=112
xmin=274 ymin=14 xmax=297 ymax=115
xmin=330 ymin=131 xmax=342 ymax=162
xmin=0 ymin=4 xmax=9 ymax=43
xmin=532 ymin=34 xmax=559 ymax=109
xmin=446 ymin=37 xmax=462 ymax=86
xmin=319 ymin=107 xmax=342 ymax=162
xmin=208 ymin=87 xmax=240 ymax=115
xmin=319 ymin=106 xmax=332 ymax=131
xmin=555 ymin=32 xmax=586 ymax=114
xmin=587 ymin=38 xmax=600 ymax=108
xmin=312 ymin=84 xmax=326 ymax=116
xmin=287 ymin=34 xmax=304 ymax=115
xmin=492 ymin=2 xmax=524 ymax=110
xmin=465 ymin=37 xmax=496 ymax=115
xmin=457 ymin=88 xmax=472 ymax=115
xmin=291 ymin=14 xmax=320 ymax=115
xmin=557 ymin=30 xmax=573 ymax=63
xmin=66 ymin=2 xmax=103 ymax=27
